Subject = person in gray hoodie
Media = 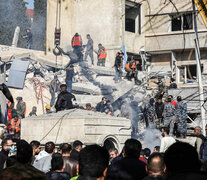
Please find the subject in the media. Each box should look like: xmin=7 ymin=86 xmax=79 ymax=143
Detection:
xmin=33 ymin=141 xmax=55 ymax=173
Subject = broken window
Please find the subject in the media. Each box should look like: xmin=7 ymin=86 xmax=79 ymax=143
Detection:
xmin=171 ymin=12 xmax=193 ymax=31
xmin=125 ymin=0 xmax=141 ymax=34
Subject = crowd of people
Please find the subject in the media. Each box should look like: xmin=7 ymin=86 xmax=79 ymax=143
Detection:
xmin=0 ymin=136 xmax=207 ymax=180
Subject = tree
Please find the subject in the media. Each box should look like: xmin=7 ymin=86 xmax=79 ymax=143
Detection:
xmin=32 ymin=0 xmax=47 ymax=50
xmin=0 ymin=0 xmax=30 ymax=47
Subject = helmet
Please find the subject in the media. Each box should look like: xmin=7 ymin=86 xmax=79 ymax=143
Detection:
xmin=45 ymin=105 xmax=51 ymax=110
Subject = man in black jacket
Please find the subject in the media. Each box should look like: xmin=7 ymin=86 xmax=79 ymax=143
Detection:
xmin=155 ymin=98 xmax=165 ymax=128
xmin=106 ymin=139 xmax=147 ymax=180
xmin=55 ymin=84 xmax=76 ymax=112
xmin=114 ymin=52 xmax=124 ymax=83
xmin=0 ymin=138 xmax=13 ymax=169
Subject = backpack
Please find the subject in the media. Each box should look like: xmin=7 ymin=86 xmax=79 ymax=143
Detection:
xmin=200 ymin=137 xmax=207 ymax=160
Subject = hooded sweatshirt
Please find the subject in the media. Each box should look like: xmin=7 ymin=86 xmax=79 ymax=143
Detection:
xmin=33 ymin=150 xmax=52 ymax=173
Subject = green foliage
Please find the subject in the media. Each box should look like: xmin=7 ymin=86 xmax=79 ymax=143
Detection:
xmin=0 ymin=0 xmax=30 ymax=48
xmin=32 ymin=0 xmax=47 ymax=51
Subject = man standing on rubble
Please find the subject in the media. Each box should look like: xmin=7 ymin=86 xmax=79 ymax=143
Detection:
xmin=49 ymin=75 xmax=60 ymax=107
xmin=96 ymin=97 xmax=107 ymax=113
xmin=154 ymin=77 xmax=166 ymax=99
xmin=176 ymin=96 xmax=187 ymax=138
xmin=145 ymin=98 xmax=156 ymax=128
xmin=95 ymin=43 xmax=107 ymax=66
xmin=65 ymin=64 xmax=78 ymax=93
xmin=163 ymin=97 xmax=176 ymax=136
xmin=55 ymin=84 xmax=76 ymax=112
xmin=72 ymin=33 xmax=83 ymax=61
xmin=23 ymin=29 xmax=32 ymax=49
xmin=114 ymin=52 xmax=124 ymax=83
xmin=84 ymin=34 xmax=94 ymax=65
xmin=16 ymin=97 xmax=26 ymax=119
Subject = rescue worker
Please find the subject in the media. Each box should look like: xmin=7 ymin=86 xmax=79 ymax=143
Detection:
xmin=8 ymin=112 xmax=21 ymax=139
xmin=176 ymin=96 xmax=187 ymax=138
xmin=114 ymin=52 xmax=124 ymax=83
xmin=154 ymin=77 xmax=166 ymax=99
xmin=145 ymin=98 xmax=156 ymax=129
xmin=16 ymin=97 xmax=26 ymax=119
xmin=71 ymin=33 xmax=83 ymax=61
xmin=49 ymin=75 xmax=60 ymax=107
xmin=155 ymin=98 xmax=164 ymax=128
xmin=45 ymin=105 xmax=52 ymax=114
xmin=23 ymin=29 xmax=32 ymax=49
xmin=163 ymin=97 xmax=176 ymax=136
xmin=29 ymin=106 xmax=37 ymax=117
xmin=130 ymin=60 xmax=141 ymax=85
xmin=84 ymin=34 xmax=94 ymax=65
xmin=125 ymin=60 xmax=133 ymax=80
xmin=95 ymin=43 xmax=107 ymax=66
xmin=55 ymin=84 xmax=76 ymax=112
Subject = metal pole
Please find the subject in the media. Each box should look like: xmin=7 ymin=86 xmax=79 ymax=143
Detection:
xmin=192 ymin=0 xmax=206 ymax=136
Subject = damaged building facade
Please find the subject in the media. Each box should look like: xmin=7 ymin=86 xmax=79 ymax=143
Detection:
xmin=46 ymin=0 xmax=207 ymax=85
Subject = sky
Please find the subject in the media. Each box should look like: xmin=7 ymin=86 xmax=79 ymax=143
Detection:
xmin=24 ymin=0 xmax=34 ymax=9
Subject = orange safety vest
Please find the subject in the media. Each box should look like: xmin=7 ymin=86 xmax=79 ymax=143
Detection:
xmin=72 ymin=36 xmax=82 ymax=47
xmin=10 ymin=118 xmax=21 ymax=133
xmin=22 ymin=101 xmax=26 ymax=115
xmin=131 ymin=62 xmax=136 ymax=69
xmin=98 ymin=49 xmax=107 ymax=59
xmin=125 ymin=63 xmax=131 ymax=69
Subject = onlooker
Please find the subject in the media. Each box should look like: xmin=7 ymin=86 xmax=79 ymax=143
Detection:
xmin=106 ymin=139 xmax=147 ymax=180
xmin=164 ymin=142 xmax=207 ymax=179
xmin=109 ymin=148 xmax=119 ymax=162
xmin=160 ymin=127 xmax=176 ymax=153
xmin=70 ymin=140 xmax=83 ymax=161
xmin=176 ymin=96 xmax=187 ymax=138
xmin=33 ymin=141 xmax=55 ymax=173
xmin=23 ymin=29 xmax=33 ymax=49
xmin=49 ymin=75 xmax=60 ymax=107
xmin=29 ymin=106 xmax=37 ymax=117
xmin=5 ymin=155 xmax=16 ymax=168
xmin=155 ymin=98 xmax=164 ymax=127
xmin=55 ymin=84 xmax=76 ymax=112
xmin=139 ymin=149 xmax=147 ymax=164
xmin=60 ymin=143 xmax=78 ymax=177
xmin=0 ymin=138 xmax=13 ymax=169
xmin=194 ymin=126 xmax=206 ymax=157
xmin=30 ymin=140 xmax=41 ymax=165
xmin=163 ymin=98 xmax=176 ymax=136
xmin=16 ymin=96 xmax=26 ymax=119
xmin=96 ymin=97 xmax=107 ymax=113
xmin=46 ymin=153 xmax=71 ymax=180
xmin=153 ymin=146 xmax=160 ymax=152
xmin=77 ymin=144 xmax=109 ymax=180
xmin=143 ymin=152 xmax=166 ymax=180
xmin=0 ymin=139 xmax=46 ymax=180
xmin=144 ymin=148 xmax=151 ymax=160
xmin=168 ymin=95 xmax=177 ymax=108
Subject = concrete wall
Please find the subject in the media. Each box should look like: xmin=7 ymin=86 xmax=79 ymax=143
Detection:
xmin=21 ymin=109 xmax=131 ymax=151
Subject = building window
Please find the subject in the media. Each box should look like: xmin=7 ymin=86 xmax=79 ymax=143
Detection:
xmin=171 ymin=12 xmax=193 ymax=31
xmin=125 ymin=0 xmax=141 ymax=34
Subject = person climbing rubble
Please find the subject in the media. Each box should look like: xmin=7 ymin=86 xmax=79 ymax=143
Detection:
xmin=55 ymin=84 xmax=76 ymax=112
xmin=65 ymin=64 xmax=78 ymax=93
xmin=71 ymin=33 xmax=83 ymax=61
xmin=49 ymin=75 xmax=61 ymax=107
xmin=94 ymin=43 xmax=107 ymax=66
xmin=84 ymin=34 xmax=94 ymax=65
xmin=16 ymin=97 xmax=26 ymax=119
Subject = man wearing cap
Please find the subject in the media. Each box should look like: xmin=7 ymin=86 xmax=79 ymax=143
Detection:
xmin=84 ymin=34 xmax=94 ymax=65
xmin=45 ymin=105 xmax=52 ymax=114
xmin=16 ymin=97 xmax=26 ymax=119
